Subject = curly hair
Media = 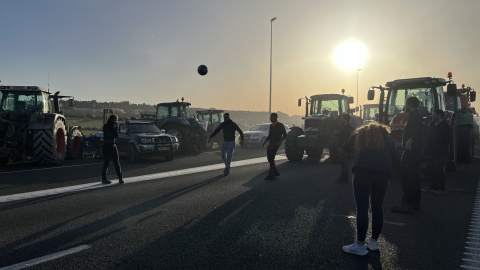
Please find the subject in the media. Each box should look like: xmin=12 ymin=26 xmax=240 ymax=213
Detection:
xmin=107 ymin=114 xmax=118 ymax=125
xmin=354 ymin=122 xmax=391 ymax=152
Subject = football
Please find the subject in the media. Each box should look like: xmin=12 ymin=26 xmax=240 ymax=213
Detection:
xmin=197 ymin=65 xmax=208 ymax=76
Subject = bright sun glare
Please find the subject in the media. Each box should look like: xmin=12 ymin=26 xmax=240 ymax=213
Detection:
xmin=334 ymin=41 xmax=366 ymax=70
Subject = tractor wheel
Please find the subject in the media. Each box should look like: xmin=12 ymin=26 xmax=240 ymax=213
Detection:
xmin=165 ymin=152 xmax=175 ymax=161
xmin=194 ymin=125 xmax=207 ymax=151
xmin=128 ymin=144 xmax=141 ymax=163
xmin=457 ymin=126 xmax=474 ymax=163
xmin=67 ymin=127 xmax=83 ymax=159
xmin=33 ymin=118 xmax=67 ymax=165
xmin=165 ymin=124 xmax=188 ymax=153
xmin=285 ymin=127 xmax=305 ymax=161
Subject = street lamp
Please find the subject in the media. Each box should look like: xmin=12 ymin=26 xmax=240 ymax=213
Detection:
xmin=269 ymin=17 xmax=277 ymax=119
xmin=356 ymin=68 xmax=361 ymax=115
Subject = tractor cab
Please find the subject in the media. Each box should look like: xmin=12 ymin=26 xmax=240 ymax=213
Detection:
xmin=197 ymin=110 xmax=224 ymax=130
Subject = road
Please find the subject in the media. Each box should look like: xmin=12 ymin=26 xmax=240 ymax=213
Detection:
xmin=1 ymin=146 xmax=479 ymax=270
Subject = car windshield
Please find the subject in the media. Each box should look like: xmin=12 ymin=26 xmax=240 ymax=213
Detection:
xmin=128 ymin=123 xmax=161 ymax=133
xmin=250 ymin=124 xmax=269 ymax=131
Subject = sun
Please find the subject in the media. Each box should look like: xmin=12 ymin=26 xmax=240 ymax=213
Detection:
xmin=334 ymin=41 xmax=366 ymax=70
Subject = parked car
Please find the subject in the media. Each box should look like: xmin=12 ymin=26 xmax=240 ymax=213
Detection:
xmin=96 ymin=120 xmax=179 ymax=162
xmin=242 ymin=123 xmax=290 ymax=147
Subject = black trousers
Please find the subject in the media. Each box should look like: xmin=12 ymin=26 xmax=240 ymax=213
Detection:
xmin=400 ymin=150 xmax=421 ymax=207
xmin=425 ymin=155 xmax=446 ymax=191
xmin=353 ymin=169 xmax=389 ymax=241
xmin=102 ymin=143 xmax=122 ymax=181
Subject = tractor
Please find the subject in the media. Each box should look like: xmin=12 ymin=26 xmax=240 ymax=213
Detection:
xmin=361 ymin=103 xmax=380 ymax=123
xmin=151 ymin=98 xmax=206 ymax=154
xmin=0 ymin=85 xmax=83 ymax=165
xmin=285 ymin=93 xmax=362 ymax=162
xmin=196 ymin=109 xmax=224 ymax=149
xmin=367 ymin=72 xmax=471 ymax=171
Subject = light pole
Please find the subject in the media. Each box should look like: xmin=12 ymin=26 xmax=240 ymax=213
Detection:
xmin=269 ymin=17 xmax=277 ymax=119
xmin=356 ymin=68 xmax=361 ymax=115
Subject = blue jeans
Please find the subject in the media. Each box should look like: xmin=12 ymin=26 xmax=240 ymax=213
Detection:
xmin=353 ymin=169 xmax=389 ymax=241
xmin=221 ymin=140 xmax=236 ymax=168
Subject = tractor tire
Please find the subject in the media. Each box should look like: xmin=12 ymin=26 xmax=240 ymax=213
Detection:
xmin=285 ymin=128 xmax=305 ymax=161
xmin=165 ymin=124 xmax=188 ymax=153
xmin=457 ymin=126 xmax=474 ymax=163
xmin=67 ymin=127 xmax=83 ymax=159
xmin=33 ymin=118 xmax=67 ymax=165
xmin=194 ymin=125 xmax=207 ymax=151
xmin=128 ymin=144 xmax=141 ymax=163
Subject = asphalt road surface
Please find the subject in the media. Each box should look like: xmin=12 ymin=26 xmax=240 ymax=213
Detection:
xmin=1 ymin=145 xmax=479 ymax=270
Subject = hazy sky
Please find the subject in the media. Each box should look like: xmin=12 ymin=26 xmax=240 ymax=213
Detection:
xmin=1 ymin=0 xmax=479 ymax=116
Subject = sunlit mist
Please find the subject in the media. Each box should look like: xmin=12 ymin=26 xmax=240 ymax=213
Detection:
xmin=334 ymin=41 xmax=366 ymax=70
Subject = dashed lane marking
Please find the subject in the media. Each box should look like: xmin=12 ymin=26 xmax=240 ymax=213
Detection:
xmin=0 ymin=155 xmax=287 ymax=204
xmin=462 ymin=176 xmax=480 ymax=270
xmin=0 ymin=245 xmax=91 ymax=270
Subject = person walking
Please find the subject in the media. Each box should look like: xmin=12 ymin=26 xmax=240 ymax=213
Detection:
xmin=208 ymin=113 xmax=244 ymax=176
xmin=423 ymin=109 xmax=452 ymax=195
xmin=101 ymin=114 xmax=123 ymax=184
xmin=391 ymin=96 xmax=424 ymax=213
xmin=262 ymin=113 xmax=288 ymax=180
xmin=334 ymin=113 xmax=354 ymax=184
xmin=342 ymin=122 xmax=397 ymax=256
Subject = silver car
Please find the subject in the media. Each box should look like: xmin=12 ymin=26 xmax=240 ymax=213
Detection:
xmin=242 ymin=123 xmax=289 ymax=147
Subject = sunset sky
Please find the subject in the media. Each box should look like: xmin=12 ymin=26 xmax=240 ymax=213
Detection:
xmin=1 ymin=0 xmax=479 ymax=116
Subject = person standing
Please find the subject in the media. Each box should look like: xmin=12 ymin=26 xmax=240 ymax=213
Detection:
xmin=262 ymin=113 xmax=288 ymax=180
xmin=101 ymin=114 xmax=123 ymax=184
xmin=423 ymin=109 xmax=452 ymax=195
xmin=391 ymin=96 xmax=424 ymax=212
xmin=334 ymin=113 xmax=354 ymax=184
xmin=342 ymin=122 xmax=397 ymax=256
xmin=208 ymin=113 xmax=244 ymax=176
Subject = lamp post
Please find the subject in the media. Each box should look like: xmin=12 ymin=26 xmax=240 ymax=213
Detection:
xmin=269 ymin=17 xmax=277 ymax=119
xmin=356 ymin=68 xmax=361 ymax=115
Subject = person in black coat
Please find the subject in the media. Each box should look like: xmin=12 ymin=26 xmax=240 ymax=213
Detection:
xmin=101 ymin=114 xmax=123 ymax=184
xmin=423 ymin=109 xmax=452 ymax=194
xmin=391 ymin=96 xmax=424 ymax=213
xmin=335 ymin=113 xmax=354 ymax=184
xmin=262 ymin=113 xmax=288 ymax=180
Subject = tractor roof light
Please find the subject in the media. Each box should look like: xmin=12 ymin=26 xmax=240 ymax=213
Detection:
xmin=448 ymin=72 xmax=453 ymax=78
xmin=462 ymin=84 xmax=465 ymax=88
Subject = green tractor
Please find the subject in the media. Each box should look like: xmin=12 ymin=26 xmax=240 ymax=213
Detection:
xmin=285 ymin=94 xmax=362 ymax=161
xmin=196 ymin=109 xmax=224 ymax=149
xmin=0 ymin=85 xmax=83 ymax=165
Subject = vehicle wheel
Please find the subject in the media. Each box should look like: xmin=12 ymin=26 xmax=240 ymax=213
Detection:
xmin=194 ymin=125 xmax=207 ymax=151
xmin=165 ymin=152 xmax=175 ymax=161
xmin=285 ymin=127 xmax=304 ymax=161
xmin=33 ymin=118 xmax=67 ymax=165
xmin=67 ymin=127 xmax=83 ymax=159
xmin=165 ymin=124 xmax=188 ymax=153
xmin=128 ymin=144 xmax=141 ymax=162
xmin=457 ymin=126 xmax=474 ymax=163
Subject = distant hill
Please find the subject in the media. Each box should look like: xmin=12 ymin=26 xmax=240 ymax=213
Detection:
xmin=60 ymin=100 xmax=304 ymax=131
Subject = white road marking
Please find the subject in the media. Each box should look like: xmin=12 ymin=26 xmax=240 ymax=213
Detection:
xmin=462 ymin=176 xmax=480 ymax=270
xmin=0 ymin=245 xmax=91 ymax=270
xmin=0 ymin=163 xmax=103 ymax=174
xmin=0 ymin=155 xmax=287 ymax=203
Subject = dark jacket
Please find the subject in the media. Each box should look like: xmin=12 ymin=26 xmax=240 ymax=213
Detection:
xmin=103 ymin=123 xmax=119 ymax=144
xmin=338 ymin=123 xmax=354 ymax=146
xmin=424 ymin=121 xmax=452 ymax=156
xmin=402 ymin=109 xmax=424 ymax=152
xmin=210 ymin=120 xmax=244 ymax=142
xmin=344 ymin=132 xmax=398 ymax=177
xmin=265 ymin=122 xmax=287 ymax=143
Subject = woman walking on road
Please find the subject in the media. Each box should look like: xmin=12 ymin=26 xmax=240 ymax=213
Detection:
xmin=101 ymin=114 xmax=123 ymax=184
xmin=342 ymin=122 xmax=397 ymax=256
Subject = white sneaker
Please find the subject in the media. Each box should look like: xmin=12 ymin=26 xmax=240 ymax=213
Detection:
xmin=365 ymin=238 xmax=379 ymax=251
xmin=342 ymin=241 xmax=368 ymax=256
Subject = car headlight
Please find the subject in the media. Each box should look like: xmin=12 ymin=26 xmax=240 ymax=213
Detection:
xmin=140 ymin=138 xmax=154 ymax=143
